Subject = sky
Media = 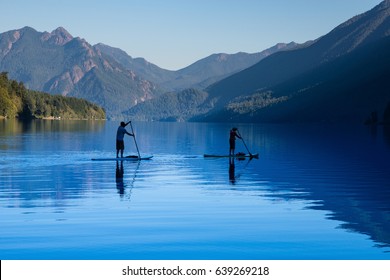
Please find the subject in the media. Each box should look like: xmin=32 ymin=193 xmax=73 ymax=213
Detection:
xmin=0 ymin=0 xmax=382 ymax=70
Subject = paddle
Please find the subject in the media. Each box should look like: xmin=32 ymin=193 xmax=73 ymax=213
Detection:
xmin=128 ymin=121 xmax=141 ymax=159
xmin=237 ymin=129 xmax=253 ymax=157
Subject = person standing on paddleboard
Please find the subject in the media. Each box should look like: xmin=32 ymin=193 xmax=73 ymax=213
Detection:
xmin=116 ymin=121 xmax=134 ymax=158
xmin=229 ymin=127 xmax=242 ymax=156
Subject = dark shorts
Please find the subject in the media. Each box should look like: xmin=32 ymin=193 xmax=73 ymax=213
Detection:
xmin=229 ymin=139 xmax=235 ymax=149
xmin=116 ymin=140 xmax=124 ymax=150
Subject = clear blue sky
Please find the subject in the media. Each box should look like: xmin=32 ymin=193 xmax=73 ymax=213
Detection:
xmin=1 ymin=0 xmax=382 ymax=70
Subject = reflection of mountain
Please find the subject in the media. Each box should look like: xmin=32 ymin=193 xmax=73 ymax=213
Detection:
xmin=3 ymin=163 xmax=103 ymax=209
xmin=3 ymin=159 xmax=139 ymax=210
xmin=316 ymin=191 xmax=390 ymax=251
xmin=0 ymin=119 xmax=106 ymax=135
xmin=383 ymin=126 xmax=390 ymax=147
xmin=260 ymin=125 xmax=390 ymax=251
xmin=0 ymin=120 xmax=106 ymax=210
xmin=277 ymin=173 xmax=390 ymax=251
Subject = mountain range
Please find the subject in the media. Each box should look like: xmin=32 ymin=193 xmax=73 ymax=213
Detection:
xmin=0 ymin=26 xmax=295 ymax=119
xmin=132 ymin=0 xmax=390 ymax=123
xmin=1 ymin=0 xmax=390 ymax=123
xmin=0 ymin=27 xmax=159 ymax=119
xmin=95 ymin=42 xmax=299 ymax=92
xmin=197 ymin=0 xmax=390 ymax=123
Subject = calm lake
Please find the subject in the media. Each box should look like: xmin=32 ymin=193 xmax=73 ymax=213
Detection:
xmin=1 ymin=120 xmax=390 ymax=260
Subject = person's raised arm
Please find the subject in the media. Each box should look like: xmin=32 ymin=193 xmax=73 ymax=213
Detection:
xmin=126 ymin=131 xmax=134 ymax=137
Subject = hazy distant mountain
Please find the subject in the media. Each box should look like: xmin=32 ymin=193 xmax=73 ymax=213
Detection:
xmin=0 ymin=27 xmax=159 ymax=119
xmin=170 ymin=42 xmax=299 ymax=90
xmin=94 ymin=43 xmax=177 ymax=90
xmin=194 ymin=0 xmax=390 ymax=122
xmin=95 ymin=42 xmax=299 ymax=91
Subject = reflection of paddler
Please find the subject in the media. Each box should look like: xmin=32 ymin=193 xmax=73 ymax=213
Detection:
xmin=229 ymin=157 xmax=236 ymax=184
xmin=116 ymin=161 xmax=125 ymax=196
xmin=229 ymin=155 xmax=254 ymax=184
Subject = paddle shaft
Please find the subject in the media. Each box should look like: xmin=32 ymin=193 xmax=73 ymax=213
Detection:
xmin=129 ymin=121 xmax=141 ymax=158
xmin=237 ymin=130 xmax=252 ymax=156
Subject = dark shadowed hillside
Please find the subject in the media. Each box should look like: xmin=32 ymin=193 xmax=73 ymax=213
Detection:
xmin=201 ymin=35 xmax=390 ymax=123
xmin=204 ymin=0 xmax=390 ymax=112
xmin=193 ymin=0 xmax=390 ymax=123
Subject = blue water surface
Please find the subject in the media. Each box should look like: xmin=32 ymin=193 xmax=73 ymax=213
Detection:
xmin=0 ymin=120 xmax=389 ymax=260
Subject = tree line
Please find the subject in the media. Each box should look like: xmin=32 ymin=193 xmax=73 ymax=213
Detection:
xmin=0 ymin=72 xmax=105 ymax=120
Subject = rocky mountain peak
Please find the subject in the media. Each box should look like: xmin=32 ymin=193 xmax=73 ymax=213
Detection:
xmin=41 ymin=26 xmax=73 ymax=46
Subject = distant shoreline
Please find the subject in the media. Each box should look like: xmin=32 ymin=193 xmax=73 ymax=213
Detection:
xmin=0 ymin=116 xmax=106 ymax=121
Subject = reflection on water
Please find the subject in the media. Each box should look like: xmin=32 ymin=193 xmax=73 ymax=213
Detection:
xmin=254 ymin=124 xmax=390 ymax=253
xmin=382 ymin=125 xmax=390 ymax=147
xmin=116 ymin=161 xmax=126 ymax=196
xmin=228 ymin=157 xmax=254 ymax=184
xmin=0 ymin=120 xmax=390 ymax=259
xmin=229 ymin=157 xmax=236 ymax=184
xmin=0 ymin=118 xmax=106 ymax=135
xmin=115 ymin=161 xmax=140 ymax=200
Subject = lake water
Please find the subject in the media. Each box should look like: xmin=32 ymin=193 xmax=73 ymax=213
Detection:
xmin=1 ymin=120 xmax=390 ymax=260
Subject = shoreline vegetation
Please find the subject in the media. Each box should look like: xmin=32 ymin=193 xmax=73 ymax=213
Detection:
xmin=0 ymin=72 xmax=106 ymax=121
xmin=2 ymin=71 xmax=389 ymax=125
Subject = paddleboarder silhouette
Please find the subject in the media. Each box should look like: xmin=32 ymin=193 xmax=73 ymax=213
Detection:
xmin=229 ymin=127 xmax=242 ymax=156
xmin=116 ymin=121 xmax=134 ymax=158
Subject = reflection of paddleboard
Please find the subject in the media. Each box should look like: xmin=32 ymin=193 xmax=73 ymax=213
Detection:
xmin=92 ymin=155 xmax=153 ymax=161
xmin=204 ymin=153 xmax=259 ymax=158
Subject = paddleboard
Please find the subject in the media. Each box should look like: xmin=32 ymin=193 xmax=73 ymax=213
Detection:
xmin=204 ymin=153 xmax=259 ymax=158
xmin=92 ymin=155 xmax=153 ymax=161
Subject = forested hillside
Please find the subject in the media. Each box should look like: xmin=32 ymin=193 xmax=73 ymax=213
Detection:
xmin=0 ymin=72 xmax=105 ymax=120
xmin=125 ymin=88 xmax=209 ymax=121
xmin=199 ymin=35 xmax=390 ymax=124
